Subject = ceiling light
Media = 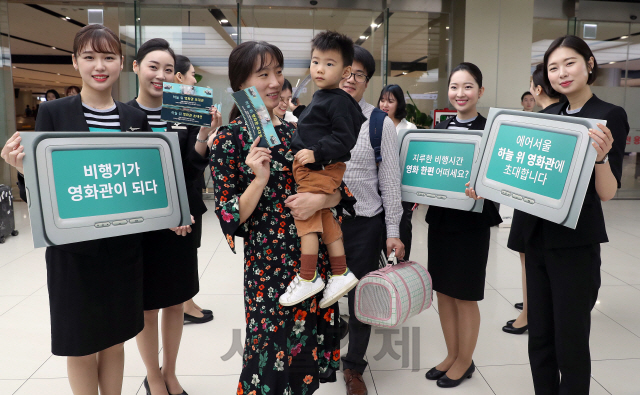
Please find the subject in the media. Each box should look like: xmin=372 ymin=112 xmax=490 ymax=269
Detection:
xmin=609 ymin=61 xmax=616 ymax=64
xmin=51 ymin=47 xmax=56 ymax=50
xmin=220 ymin=19 xmax=228 ymax=23
xmin=137 ymin=17 xmax=140 ymax=21
xmin=371 ymin=23 xmax=377 ymax=28
xmin=65 ymin=16 xmax=70 ymax=20
xmin=620 ymin=35 xmax=629 ymax=39
xmin=231 ymin=33 xmax=237 ymax=36
xmin=57 ymin=73 xmax=60 ymax=75
xmin=402 ymin=72 xmax=407 ymax=75
xmin=360 ymin=36 xmax=367 ymax=39
xmin=446 ymin=26 xmax=449 ymax=29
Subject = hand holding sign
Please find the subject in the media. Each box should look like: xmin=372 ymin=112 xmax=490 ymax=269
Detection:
xmin=589 ymin=123 xmax=614 ymax=162
xmin=1 ymin=132 xmax=25 ymax=174
xmin=465 ymin=181 xmax=484 ymax=200
xmin=246 ymin=137 xmax=272 ymax=184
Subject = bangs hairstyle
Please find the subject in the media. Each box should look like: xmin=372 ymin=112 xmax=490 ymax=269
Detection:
xmin=282 ymin=78 xmax=293 ymax=93
xmin=136 ymin=38 xmax=176 ymax=64
xmin=311 ymin=31 xmax=354 ymax=67
xmin=531 ymin=63 xmax=560 ymax=98
xmin=377 ymin=84 xmax=407 ymax=120
xmin=228 ymin=41 xmax=284 ymax=122
xmin=175 ymin=55 xmax=192 ymax=75
xmin=544 ymin=35 xmax=598 ymax=85
xmin=73 ymin=24 xmax=122 ymax=57
xmin=448 ymin=62 xmax=483 ymax=88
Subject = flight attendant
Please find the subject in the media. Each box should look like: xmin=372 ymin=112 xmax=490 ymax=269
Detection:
xmin=425 ymin=62 xmax=502 ymax=388
xmin=522 ymin=35 xmax=628 ymax=394
xmin=127 ymin=38 xmax=220 ymax=395
xmin=2 ymin=24 xmax=150 ymax=395
xmin=503 ymin=62 xmax=561 ymax=335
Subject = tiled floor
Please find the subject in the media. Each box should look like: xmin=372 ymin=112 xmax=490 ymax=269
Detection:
xmin=1 ymin=200 xmax=640 ymax=394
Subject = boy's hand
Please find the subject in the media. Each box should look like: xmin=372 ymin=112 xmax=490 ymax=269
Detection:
xmin=295 ymin=149 xmax=315 ymax=165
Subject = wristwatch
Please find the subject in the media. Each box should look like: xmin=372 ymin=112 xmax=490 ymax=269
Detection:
xmin=595 ymin=155 xmax=609 ymax=165
xmin=196 ymin=136 xmax=208 ymax=144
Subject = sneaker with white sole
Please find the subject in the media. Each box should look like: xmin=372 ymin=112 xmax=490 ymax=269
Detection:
xmin=279 ymin=272 xmax=325 ymax=306
xmin=319 ymin=269 xmax=359 ymax=309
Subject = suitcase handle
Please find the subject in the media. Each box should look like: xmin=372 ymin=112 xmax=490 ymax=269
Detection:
xmin=387 ymin=250 xmax=398 ymax=266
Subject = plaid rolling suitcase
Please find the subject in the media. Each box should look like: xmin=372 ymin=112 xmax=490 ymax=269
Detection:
xmin=0 ymin=184 xmax=19 ymax=243
xmin=354 ymin=251 xmax=432 ymax=328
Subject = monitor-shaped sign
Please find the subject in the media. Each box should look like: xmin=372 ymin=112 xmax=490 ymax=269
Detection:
xmin=397 ymin=128 xmax=488 ymax=212
xmin=474 ymin=108 xmax=602 ymax=229
xmin=20 ymin=132 xmax=191 ymax=248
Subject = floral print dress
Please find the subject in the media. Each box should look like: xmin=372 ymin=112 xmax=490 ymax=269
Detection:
xmin=211 ymin=117 xmax=354 ymax=395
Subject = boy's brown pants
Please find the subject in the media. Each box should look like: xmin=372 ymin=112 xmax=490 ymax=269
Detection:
xmin=292 ymin=159 xmax=346 ymax=244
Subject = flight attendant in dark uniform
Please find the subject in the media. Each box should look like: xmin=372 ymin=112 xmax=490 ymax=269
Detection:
xmin=424 ymin=63 xmax=502 ymax=389
xmin=523 ymin=35 xmax=628 ymax=395
xmin=503 ymin=63 xmax=560 ymax=335
xmin=2 ymin=25 xmax=150 ymax=395
xmin=127 ymin=38 xmax=221 ymax=395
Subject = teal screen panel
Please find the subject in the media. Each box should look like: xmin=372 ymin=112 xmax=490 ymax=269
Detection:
xmin=485 ymin=125 xmax=577 ymax=200
xmin=51 ymin=148 xmax=169 ymax=219
xmin=402 ymin=141 xmax=475 ymax=193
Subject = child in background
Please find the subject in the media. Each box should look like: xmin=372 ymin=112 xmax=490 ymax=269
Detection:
xmin=279 ymin=31 xmax=366 ymax=308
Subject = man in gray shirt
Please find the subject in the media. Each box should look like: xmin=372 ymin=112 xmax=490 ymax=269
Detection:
xmin=339 ymin=46 xmax=404 ymax=395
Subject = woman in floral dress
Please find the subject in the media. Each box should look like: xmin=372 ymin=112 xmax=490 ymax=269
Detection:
xmin=211 ymin=41 xmax=354 ymax=395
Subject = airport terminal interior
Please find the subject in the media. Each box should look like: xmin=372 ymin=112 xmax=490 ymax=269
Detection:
xmin=2 ymin=0 xmax=640 ymax=394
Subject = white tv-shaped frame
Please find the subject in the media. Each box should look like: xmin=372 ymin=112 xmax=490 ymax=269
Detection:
xmin=474 ymin=108 xmax=602 ymax=229
xmin=397 ymin=128 xmax=488 ymax=213
xmin=20 ymin=132 xmax=191 ymax=247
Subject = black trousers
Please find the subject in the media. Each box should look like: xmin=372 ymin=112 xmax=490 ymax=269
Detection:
xmin=400 ymin=201 xmax=415 ymax=260
xmin=525 ymin=230 xmax=601 ymax=395
xmin=341 ymin=213 xmax=385 ymax=374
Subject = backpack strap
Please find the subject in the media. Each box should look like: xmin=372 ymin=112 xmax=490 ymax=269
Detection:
xmin=369 ymin=108 xmax=387 ymax=165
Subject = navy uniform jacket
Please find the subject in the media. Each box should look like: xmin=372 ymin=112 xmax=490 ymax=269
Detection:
xmin=17 ymin=94 xmax=151 ymax=256
xmin=521 ymin=94 xmax=629 ymax=249
xmin=126 ymin=99 xmax=209 ymax=218
xmin=425 ymin=114 xmax=502 ymax=231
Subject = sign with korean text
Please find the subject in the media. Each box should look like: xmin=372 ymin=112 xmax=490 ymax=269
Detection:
xmin=402 ymin=141 xmax=474 ymax=193
xmin=474 ymin=108 xmax=602 ymax=229
xmin=161 ymin=82 xmax=218 ymax=127
xmin=625 ymin=129 xmax=640 ymax=153
xmin=231 ymin=86 xmax=280 ymax=147
xmin=52 ymin=148 xmax=168 ymax=219
xmin=485 ymin=125 xmax=576 ymax=200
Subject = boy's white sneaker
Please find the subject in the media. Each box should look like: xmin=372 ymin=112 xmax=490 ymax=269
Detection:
xmin=319 ymin=269 xmax=359 ymax=309
xmin=279 ymin=273 xmax=325 ymax=306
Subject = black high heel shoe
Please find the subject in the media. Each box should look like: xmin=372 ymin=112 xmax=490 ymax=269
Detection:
xmin=436 ymin=362 xmax=475 ymax=388
xmin=425 ymin=367 xmax=447 ymax=380
xmin=514 ymin=302 xmax=523 ymax=310
xmin=143 ymin=377 xmax=151 ymax=395
xmin=503 ymin=323 xmax=528 ymax=334
xmin=200 ymin=309 xmax=213 ymax=315
xmin=506 ymin=319 xmax=516 ymax=326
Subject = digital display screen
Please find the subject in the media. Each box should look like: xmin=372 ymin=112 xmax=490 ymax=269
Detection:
xmin=51 ymin=148 xmax=168 ymax=219
xmin=402 ymin=140 xmax=475 ymax=193
xmin=485 ymin=125 xmax=577 ymax=200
